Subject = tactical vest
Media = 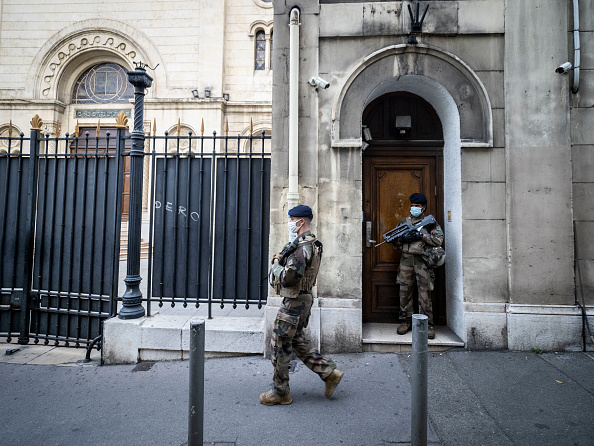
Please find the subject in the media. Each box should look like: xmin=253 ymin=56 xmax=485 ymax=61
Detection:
xmin=278 ymin=235 xmax=323 ymax=298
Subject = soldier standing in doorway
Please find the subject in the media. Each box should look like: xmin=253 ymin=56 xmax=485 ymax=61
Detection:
xmin=261 ymin=205 xmax=343 ymax=405
xmin=392 ymin=193 xmax=444 ymax=339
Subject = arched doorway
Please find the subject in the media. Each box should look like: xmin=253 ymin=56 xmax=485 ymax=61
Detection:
xmin=362 ymin=92 xmax=446 ymax=325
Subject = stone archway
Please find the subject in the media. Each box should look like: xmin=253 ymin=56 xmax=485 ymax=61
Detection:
xmin=27 ymin=19 xmax=166 ymax=100
xmin=331 ymin=44 xmax=495 ymax=341
xmin=363 ymin=75 xmax=464 ymax=339
xmin=331 ymin=44 xmax=493 ymax=149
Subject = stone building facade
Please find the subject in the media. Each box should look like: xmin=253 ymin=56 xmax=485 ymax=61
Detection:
xmin=268 ymin=0 xmax=593 ymax=352
xmin=1 ymin=0 xmax=592 ymax=356
xmin=0 ymin=0 xmax=273 ymax=162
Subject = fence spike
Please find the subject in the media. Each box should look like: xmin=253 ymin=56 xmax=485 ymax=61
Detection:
xmin=8 ymin=120 xmax=13 ymax=138
xmin=177 ymin=118 xmax=181 ymax=135
xmin=96 ymin=119 xmax=101 ymax=135
xmin=250 ymin=117 xmax=253 ymax=135
xmin=75 ymin=120 xmax=80 ymax=137
xmin=201 ymin=118 xmax=204 ymax=136
xmin=56 ymin=120 xmax=61 ymax=138
xmin=30 ymin=114 xmax=43 ymax=131
xmin=115 ymin=111 xmax=128 ymax=129
xmin=153 ymin=118 xmax=157 ymax=135
xmin=225 ymin=119 xmax=229 ymax=137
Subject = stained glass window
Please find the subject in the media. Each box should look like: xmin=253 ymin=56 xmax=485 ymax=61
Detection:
xmin=255 ymin=31 xmax=266 ymax=70
xmin=72 ymin=63 xmax=134 ymax=104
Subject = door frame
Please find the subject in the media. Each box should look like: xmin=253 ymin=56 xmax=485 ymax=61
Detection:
xmin=362 ymin=144 xmax=446 ymax=324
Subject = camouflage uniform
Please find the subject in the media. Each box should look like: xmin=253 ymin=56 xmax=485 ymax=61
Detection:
xmin=269 ymin=231 xmax=336 ymax=396
xmin=392 ymin=216 xmax=444 ymax=325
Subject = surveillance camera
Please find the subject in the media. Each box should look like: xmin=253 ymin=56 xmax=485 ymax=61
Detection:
xmin=555 ymin=62 xmax=572 ymax=74
xmin=308 ymin=76 xmax=330 ymax=89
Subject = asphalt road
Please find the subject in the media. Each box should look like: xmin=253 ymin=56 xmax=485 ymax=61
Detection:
xmin=0 ymin=350 xmax=592 ymax=446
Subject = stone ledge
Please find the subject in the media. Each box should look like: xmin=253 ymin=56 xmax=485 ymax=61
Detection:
xmin=266 ymin=295 xmax=362 ymax=309
xmin=507 ymin=312 xmax=594 ymax=352
xmin=508 ymin=304 xmax=593 ymax=316
xmin=103 ymin=314 xmax=265 ymax=364
xmin=362 ymin=323 xmax=464 ymax=353
xmin=464 ymin=302 xmax=507 ymax=313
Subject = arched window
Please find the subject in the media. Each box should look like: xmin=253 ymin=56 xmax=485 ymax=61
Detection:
xmin=269 ymin=31 xmax=273 ymax=70
xmin=243 ymin=129 xmax=271 ymax=153
xmin=72 ymin=63 xmax=134 ymax=104
xmin=255 ymin=31 xmax=266 ymax=71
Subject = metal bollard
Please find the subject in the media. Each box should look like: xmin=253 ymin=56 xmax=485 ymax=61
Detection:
xmin=411 ymin=314 xmax=428 ymax=446
xmin=188 ymin=319 xmax=205 ymax=446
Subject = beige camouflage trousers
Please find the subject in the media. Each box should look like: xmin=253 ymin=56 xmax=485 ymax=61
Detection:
xmin=396 ymin=253 xmax=435 ymax=325
xmin=271 ymin=293 xmax=336 ymax=396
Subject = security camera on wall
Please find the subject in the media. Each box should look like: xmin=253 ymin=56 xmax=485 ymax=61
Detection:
xmin=309 ymin=76 xmax=330 ymax=89
xmin=555 ymin=62 xmax=572 ymax=74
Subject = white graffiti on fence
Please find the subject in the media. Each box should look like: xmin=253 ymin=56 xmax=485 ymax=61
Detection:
xmin=154 ymin=200 xmax=199 ymax=222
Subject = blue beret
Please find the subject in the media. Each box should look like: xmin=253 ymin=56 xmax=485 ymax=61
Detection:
xmin=410 ymin=193 xmax=427 ymax=205
xmin=288 ymin=205 xmax=313 ymax=218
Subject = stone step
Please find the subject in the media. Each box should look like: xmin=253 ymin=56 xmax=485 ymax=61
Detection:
xmin=103 ymin=315 xmax=265 ymax=364
xmin=361 ymin=322 xmax=465 ymax=353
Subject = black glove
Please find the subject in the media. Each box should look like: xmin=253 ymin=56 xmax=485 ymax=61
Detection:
xmin=399 ymin=230 xmax=423 ymax=243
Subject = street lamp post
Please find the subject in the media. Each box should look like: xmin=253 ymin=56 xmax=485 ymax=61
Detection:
xmin=119 ymin=63 xmax=153 ymax=319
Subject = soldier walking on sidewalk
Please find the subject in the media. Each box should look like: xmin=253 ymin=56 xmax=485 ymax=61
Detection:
xmin=261 ymin=205 xmax=343 ymax=405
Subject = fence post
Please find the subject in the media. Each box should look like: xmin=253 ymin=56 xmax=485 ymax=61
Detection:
xmin=19 ymin=116 xmax=42 ymax=344
xmin=188 ymin=319 xmax=205 ymax=446
xmin=110 ymin=115 xmax=127 ymax=318
xmin=119 ymin=64 xmax=152 ymax=319
xmin=411 ymin=313 xmax=428 ymax=446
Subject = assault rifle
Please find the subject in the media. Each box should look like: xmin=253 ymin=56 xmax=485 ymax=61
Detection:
xmin=276 ymin=234 xmax=323 ymax=266
xmin=375 ymin=214 xmax=437 ymax=247
xmin=277 ymin=237 xmax=302 ymax=266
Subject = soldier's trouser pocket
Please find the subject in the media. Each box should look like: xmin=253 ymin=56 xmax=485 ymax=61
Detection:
xmin=273 ymin=308 xmax=299 ymax=339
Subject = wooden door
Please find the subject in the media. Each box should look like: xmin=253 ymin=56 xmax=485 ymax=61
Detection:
xmin=363 ymin=155 xmax=443 ymax=323
xmin=362 ymin=91 xmax=445 ymax=324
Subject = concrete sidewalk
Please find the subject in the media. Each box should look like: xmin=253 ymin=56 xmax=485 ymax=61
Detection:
xmin=0 ymin=343 xmax=592 ymax=445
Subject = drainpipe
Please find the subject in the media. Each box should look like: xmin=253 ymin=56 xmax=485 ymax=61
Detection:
xmin=572 ymin=0 xmax=580 ymax=94
xmin=287 ymin=8 xmax=300 ymax=208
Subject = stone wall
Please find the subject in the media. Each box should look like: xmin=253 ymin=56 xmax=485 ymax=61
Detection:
xmin=272 ymin=0 xmax=593 ymax=352
xmin=572 ymin=0 xmax=594 ymax=308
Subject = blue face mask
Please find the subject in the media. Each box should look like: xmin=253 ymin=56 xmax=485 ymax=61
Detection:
xmin=410 ymin=206 xmax=423 ymax=217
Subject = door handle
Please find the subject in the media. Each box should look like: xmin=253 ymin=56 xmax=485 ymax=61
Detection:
xmin=366 ymin=221 xmax=376 ymax=248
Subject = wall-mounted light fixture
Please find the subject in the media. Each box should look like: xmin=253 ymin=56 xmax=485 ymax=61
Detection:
xmin=362 ymin=125 xmax=372 ymax=142
xmin=395 ymin=115 xmax=412 ymax=138
xmin=192 ymin=89 xmax=199 ymax=98
xmin=223 ymin=93 xmax=229 ymax=101
xmin=204 ymin=88 xmax=211 ymax=98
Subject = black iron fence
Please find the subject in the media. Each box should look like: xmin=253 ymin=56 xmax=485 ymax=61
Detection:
xmin=0 ymin=126 xmax=124 ymax=347
xmin=0 ymin=119 xmax=271 ymax=347
xmin=146 ymin=131 xmax=271 ymax=317
xmin=1 ymin=64 xmax=271 ymax=350
xmin=0 ymin=133 xmax=31 ymax=344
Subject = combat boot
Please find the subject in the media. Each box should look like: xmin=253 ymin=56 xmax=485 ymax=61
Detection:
xmin=428 ymin=325 xmax=435 ymax=340
xmin=259 ymin=390 xmax=293 ymax=406
xmin=397 ymin=320 xmax=412 ymax=335
xmin=324 ymin=369 xmax=344 ymax=398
